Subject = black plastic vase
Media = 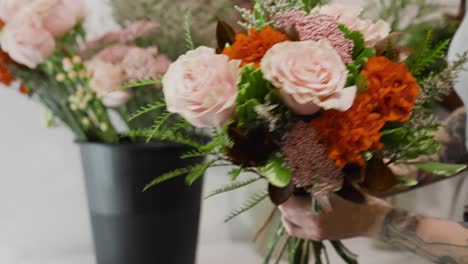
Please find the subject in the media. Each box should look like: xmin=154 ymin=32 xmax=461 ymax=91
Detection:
xmin=79 ymin=142 xmax=204 ymax=264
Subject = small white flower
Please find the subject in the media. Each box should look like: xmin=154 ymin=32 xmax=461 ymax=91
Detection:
xmin=79 ymin=70 xmax=87 ymax=78
xmin=56 ymin=73 xmax=66 ymax=82
xmin=81 ymin=117 xmax=90 ymax=127
xmin=72 ymin=56 xmax=82 ymax=64
xmin=68 ymin=71 xmax=77 ymax=79
xmin=100 ymin=123 xmax=108 ymax=132
xmin=62 ymin=58 xmax=73 ymax=72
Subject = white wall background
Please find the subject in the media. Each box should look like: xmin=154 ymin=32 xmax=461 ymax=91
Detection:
xmin=0 ymin=0 xmax=465 ymax=264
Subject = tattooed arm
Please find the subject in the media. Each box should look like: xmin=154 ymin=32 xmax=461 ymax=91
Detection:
xmin=280 ymin=195 xmax=468 ymax=263
xmin=380 ymin=209 xmax=468 ymax=264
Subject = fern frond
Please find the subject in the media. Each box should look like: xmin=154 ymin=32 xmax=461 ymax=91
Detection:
xmin=181 ymin=149 xmax=213 ymax=159
xmin=224 ymin=190 xmax=269 ymax=223
xmin=143 ymin=167 xmax=192 ymax=191
xmin=184 ymin=11 xmax=195 ymax=50
xmin=146 ymin=111 xmax=173 ymax=142
xmin=113 ymin=79 xmax=162 ymax=92
xmin=128 ymin=129 xmax=204 ymax=148
xmin=185 ymin=160 xmax=215 ymax=185
xmin=129 ymin=100 xmax=166 ymax=121
xmin=413 ymin=39 xmax=450 ymax=75
xmin=205 ymin=177 xmax=262 ymax=199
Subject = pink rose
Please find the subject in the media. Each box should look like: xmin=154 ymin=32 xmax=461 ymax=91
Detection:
xmin=314 ymin=4 xmax=390 ymax=47
xmin=30 ymin=0 xmax=85 ymax=37
xmin=261 ymin=40 xmax=356 ymax=115
xmin=81 ymin=21 xmax=159 ymax=59
xmin=86 ymin=60 xmax=130 ymax=107
xmin=92 ymin=44 xmax=134 ymax=64
xmin=0 ymin=0 xmax=30 ymax=22
xmin=0 ymin=14 xmax=56 ymax=68
xmin=122 ymin=47 xmax=171 ymax=80
xmin=162 ymin=47 xmax=240 ymax=128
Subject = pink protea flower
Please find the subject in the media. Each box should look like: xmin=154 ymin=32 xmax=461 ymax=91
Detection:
xmin=281 ymin=121 xmax=344 ymax=196
xmin=275 ymin=12 xmax=354 ymax=63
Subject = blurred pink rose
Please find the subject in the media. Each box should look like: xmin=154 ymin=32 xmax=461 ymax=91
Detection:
xmin=0 ymin=14 xmax=55 ymax=68
xmin=122 ymin=47 xmax=171 ymax=80
xmin=0 ymin=0 xmax=30 ymax=22
xmin=261 ymin=40 xmax=356 ymax=115
xmin=92 ymin=45 xmax=133 ymax=64
xmin=86 ymin=60 xmax=130 ymax=107
xmin=81 ymin=21 xmax=159 ymax=59
xmin=314 ymin=4 xmax=390 ymax=47
xmin=163 ymin=47 xmax=240 ymax=128
xmin=30 ymin=0 xmax=85 ymax=37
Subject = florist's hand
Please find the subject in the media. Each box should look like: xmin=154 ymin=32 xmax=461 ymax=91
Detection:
xmin=279 ymin=194 xmax=391 ymax=241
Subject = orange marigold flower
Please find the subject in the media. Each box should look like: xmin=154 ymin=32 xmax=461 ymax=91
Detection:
xmin=362 ymin=56 xmax=420 ymax=122
xmin=19 ymin=84 xmax=30 ymax=95
xmin=312 ymin=95 xmax=386 ymax=167
xmin=0 ymin=49 xmax=14 ymax=85
xmin=223 ymin=26 xmax=289 ymax=67
xmin=312 ymin=56 xmax=419 ymax=167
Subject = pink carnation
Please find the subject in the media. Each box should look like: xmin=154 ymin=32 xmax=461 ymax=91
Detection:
xmin=275 ymin=11 xmax=354 ymax=63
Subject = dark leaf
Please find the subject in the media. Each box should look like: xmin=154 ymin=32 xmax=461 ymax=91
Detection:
xmin=336 ymin=179 xmax=366 ymax=204
xmin=268 ymin=181 xmax=295 ymax=206
xmin=216 ymin=20 xmax=236 ymax=53
xmin=362 ymin=158 xmax=400 ymax=194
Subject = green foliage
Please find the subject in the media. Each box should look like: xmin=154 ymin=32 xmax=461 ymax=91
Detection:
xmin=407 ymin=30 xmax=450 ymax=76
xmin=205 ymin=177 xmax=262 ymax=199
xmin=339 ymin=25 xmax=365 ymax=58
xmin=225 ymin=190 xmax=269 ymax=223
xmin=129 ymin=100 xmax=166 ymax=121
xmin=330 ymin=241 xmax=359 ymax=264
xmin=181 ymin=149 xmax=213 ymax=159
xmin=185 ymin=161 xmax=214 ymax=185
xmin=398 ymin=175 xmax=418 ymax=187
xmin=258 ymin=156 xmax=292 ymax=188
xmin=183 ymin=11 xmax=195 ymax=50
xmin=301 ymin=0 xmax=312 ymax=12
xmin=346 ymin=48 xmax=376 ymax=86
xmin=146 ymin=112 xmax=174 ymax=142
xmin=381 ymin=126 xmax=440 ymax=161
xmin=229 ymin=167 xmax=244 ymax=181
xmin=128 ymin=128 xmax=204 ymax=148
xmin=236 ymin=65 xmax=272 ymax=130
xmin=409 ymin=162 xmax=467 ymax=177
xmin=115 ymin=79 xmax=161 ymax=92
xmin=143 ymin=167 xmax=192 ymax=191
xmin=263 ymin=224 xmax=286 ymax=264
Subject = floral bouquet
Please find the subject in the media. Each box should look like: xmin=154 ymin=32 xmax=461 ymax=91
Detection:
xmin=0 ymin=0 xmax=172 ymax=143
xmin=129 ymin=0 xmax=468 ymax=263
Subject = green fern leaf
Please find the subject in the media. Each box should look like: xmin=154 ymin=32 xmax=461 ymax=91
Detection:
xmin=129 ymin=101 xmax=166 ymax=121
xmin=224 ymin=190 xmax=269 ymax=223
xmin=413 ymin=39 xmax=450 ymax=75
xmin=184 ymin=11 xmax=195 ymax=50
xmin=146 ymin=112 xmax=173 ymax=142
xmin=181 ymin=149 xmax=212 ymax=159
xmin=128 ymin=129 xmax=204 ymax=148
xmin=205 ymin=177 xmax=262 ymax=199
xmin=114 ymin=79 xmax=161 ymax=92
xmin=143 ymin=167 xmax=192 ymax=191
xmin=185 ymin=161 xmax=214 ymax=185
xmin=229 ymin=167 xmax=243 ymax=181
